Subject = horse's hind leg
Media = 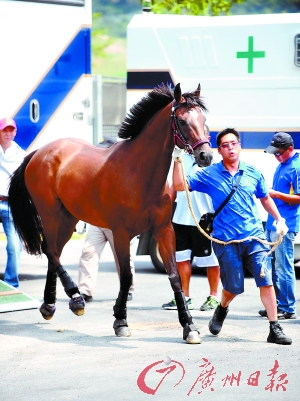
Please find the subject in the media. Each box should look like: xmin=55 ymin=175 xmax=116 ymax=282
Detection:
xmin=40 ymin=207 xmax=85 ymax=319
xmin=112 ymin=232 xmax=132 ymax=337
xmin=40 ymin=268 xmax=58 ymax=320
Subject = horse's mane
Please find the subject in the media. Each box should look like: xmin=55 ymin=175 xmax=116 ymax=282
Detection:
xmin=118 ymin=84 xmax=208 ymax=140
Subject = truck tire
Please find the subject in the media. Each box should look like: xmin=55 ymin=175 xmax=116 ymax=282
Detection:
xmin=149 ymin=236 xmax=166 ymax=274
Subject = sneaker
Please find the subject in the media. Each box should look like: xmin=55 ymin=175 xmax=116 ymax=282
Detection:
xmin=162 ymin=298 xmax=194 ymax=310
xmin=200 ymin=295 xmax=219 ymax=311
xmin=186 ymin=298 xmax=194 ymax=310
xmin=208 ymin=304 xmax=229 ymax=335
xmin=81 ymin=293 xmax=93 ymax=302
xmin=281 ymin=311 xmax=297 ymax=320
xmin=162 ymin=299 xmax=177 ymax=309
xmin=267 ymin=322 xmax=292 ymax=345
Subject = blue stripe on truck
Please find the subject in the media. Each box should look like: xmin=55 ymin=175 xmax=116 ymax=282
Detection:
xmin=210 ymin=131 xmax=300 ymax=150
xmin=14 ymin=27 xmax=91 ymax=150
xmin=127 ymin=71 xmax=174 ymax=90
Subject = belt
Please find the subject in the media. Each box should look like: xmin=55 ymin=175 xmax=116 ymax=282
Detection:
xmin=0 ymin=196 xmax=8 ymax=201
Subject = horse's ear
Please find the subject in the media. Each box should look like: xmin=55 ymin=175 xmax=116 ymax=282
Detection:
xmin=174 ymin=83 xmax=183 ymax=103
xmin=195 ymin=83 xmax=201 ymax=98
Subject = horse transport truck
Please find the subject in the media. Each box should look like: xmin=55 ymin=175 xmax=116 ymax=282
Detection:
xmin=0 ymin=0 xmax=93 ymax=152
xmin=126 ymin=12 xmax=300 ymax=271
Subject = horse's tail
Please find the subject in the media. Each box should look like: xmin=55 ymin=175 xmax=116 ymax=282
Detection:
xmin=8 ymin=150 xmax=44 ymax=256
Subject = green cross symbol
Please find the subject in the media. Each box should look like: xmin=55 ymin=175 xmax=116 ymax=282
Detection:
xmin=236 ymin=36 xmax=265 ymax=73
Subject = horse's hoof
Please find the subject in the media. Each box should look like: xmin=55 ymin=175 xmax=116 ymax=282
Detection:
xmin=113 ymin=318 xmax=131 ymax=337
xmin=69 ymin=296 xmax=85 ymax=316
xmin=115 ymin=326 xmax=131 ymax=337
xmin=185 ymin=331 xmax=202 ymax=344
xmin=40 ymin=302 xmax=56 ymax=320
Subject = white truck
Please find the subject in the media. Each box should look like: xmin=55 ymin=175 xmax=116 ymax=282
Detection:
xmin=126 ymin=12 xmax=300 ymax=270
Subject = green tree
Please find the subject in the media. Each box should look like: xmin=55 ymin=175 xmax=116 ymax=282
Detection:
xmin=92 ymin=12 xmax=127 ymax=77
xmin=142 ymin=0 xmax=300 ymax=15
xmin=92 ymin=12 xmax=113 ymax=59
xmin=143 ymin=0 xmax=246 ymax=16
xmin=230 ymin=0 xmax=300 ymax=14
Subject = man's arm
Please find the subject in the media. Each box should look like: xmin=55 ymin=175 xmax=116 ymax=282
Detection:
xmin=259 ymin=195 xmax=282 ymax=221
xmin=172 ymin=161 xmax=190 ymax=192
xmin=269 ymin=189 xmax=300 ymax=205
xmin=169 ymin=183 xmax=177 ymax=204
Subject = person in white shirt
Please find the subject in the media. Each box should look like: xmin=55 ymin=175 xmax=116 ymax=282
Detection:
xmin=162 ymin=125 xmax=220 ymax=311
xmin=0 ymin=118 xmax=26 ymax=288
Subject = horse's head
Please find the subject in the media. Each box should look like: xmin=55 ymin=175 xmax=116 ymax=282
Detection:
xmin=172 ymin=83 xmax=213 ymax=167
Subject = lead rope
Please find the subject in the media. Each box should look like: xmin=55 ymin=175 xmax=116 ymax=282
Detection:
xmin=177 ymin=157 xmax=283 ymax=278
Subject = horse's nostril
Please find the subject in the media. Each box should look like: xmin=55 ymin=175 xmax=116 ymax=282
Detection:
xmin=200 ymin=151 xmax=212 ymax=160
xmin=196 ymin=151 xmax=213 ymax=167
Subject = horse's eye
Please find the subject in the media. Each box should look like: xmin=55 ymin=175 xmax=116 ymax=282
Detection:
xmin=178 ymin=119 xmax=187 ymax=125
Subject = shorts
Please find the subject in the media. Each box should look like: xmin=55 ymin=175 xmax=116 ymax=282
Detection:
xmin=212 ymin=240 xmax=273 ymax=294
xmin=173 ymin=223 xmax=218 ymax=267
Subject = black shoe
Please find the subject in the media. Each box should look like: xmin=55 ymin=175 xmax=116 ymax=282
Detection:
xmin=81 ymin=293 xmax=93 ymax=302
xmin=267 ymin=322 xmax=292 ymax=345
xmin=127 ymin=293 xmax=133 ymax=301
xmin=258 ymin=308 xmax=285 ymax=319
xmin=208 ymin=304 xmax=229 ymax=335
xmin=277 ymin=309 xmax=286 ymax=319
xmin=281 ymin=311 xmax=297 ymax=320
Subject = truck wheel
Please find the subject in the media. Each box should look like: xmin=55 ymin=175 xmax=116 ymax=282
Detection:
xmin=149 ymin=236 xmax=166 ymax=274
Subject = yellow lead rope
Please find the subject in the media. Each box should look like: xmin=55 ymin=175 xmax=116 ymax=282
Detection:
xmin=178 ymin=157 xmax=283 ymax=277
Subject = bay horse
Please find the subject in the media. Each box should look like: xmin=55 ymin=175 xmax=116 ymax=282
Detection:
xmin=8 ymin=83 xmax=213 ymax=344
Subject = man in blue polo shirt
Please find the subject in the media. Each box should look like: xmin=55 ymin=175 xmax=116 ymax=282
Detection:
xmin=172 ymin=127 xmax=292 ymax=345
xmin=258 ymin=132 xmax=300 ymax=320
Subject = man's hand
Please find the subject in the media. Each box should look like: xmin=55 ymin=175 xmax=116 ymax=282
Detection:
xmin=268 ymin=188 xmax=277 ymax=198
xmin=172 ymin=147 xmax=184 ymax=162
xmin=273 ymin=218 xmax=288 ymax=235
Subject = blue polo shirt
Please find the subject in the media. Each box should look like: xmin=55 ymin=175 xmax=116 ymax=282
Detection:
xmin=187 ymin=160 xmax=268 ymax=241
xmin=266 ymin=152 xmax=300 ymax=233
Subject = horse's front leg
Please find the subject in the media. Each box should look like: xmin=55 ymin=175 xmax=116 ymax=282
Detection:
xmin=112 ymin=234 xmax=132 ymax=337
xmin=56 ymin=264 xmax=85 ymax=316
xmin=156 ymin=224 xmax=202 ymax=344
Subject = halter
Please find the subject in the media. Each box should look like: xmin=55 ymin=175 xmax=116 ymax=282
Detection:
xmin=171 ymin=100 xmax=211 ymax=155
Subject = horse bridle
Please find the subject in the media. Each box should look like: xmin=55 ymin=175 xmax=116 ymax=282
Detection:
xmin=171 ymin=100 xmax=211 ymax=155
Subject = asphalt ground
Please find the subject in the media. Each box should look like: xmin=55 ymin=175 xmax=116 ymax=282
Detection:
xmin=0 ymin=236 xmax=300 ymax=401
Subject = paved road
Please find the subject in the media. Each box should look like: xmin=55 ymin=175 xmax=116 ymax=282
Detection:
xmin=0 ymin=238 xmax=300 ymax=401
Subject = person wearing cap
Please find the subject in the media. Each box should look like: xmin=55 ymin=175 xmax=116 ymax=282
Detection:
xmin=172 ymin=127 xmax=292 ymax=345
xmin=259 ymin=132 xmax=300 ymax=320
xmin=0 ymin=118 xmax=26 ymax=288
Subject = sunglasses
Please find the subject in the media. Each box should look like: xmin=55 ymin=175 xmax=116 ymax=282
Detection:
xmin=274 ymin=148 xmax=289 ymax=157
xmin=219 ymin=141 xmax=240 ymax=149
